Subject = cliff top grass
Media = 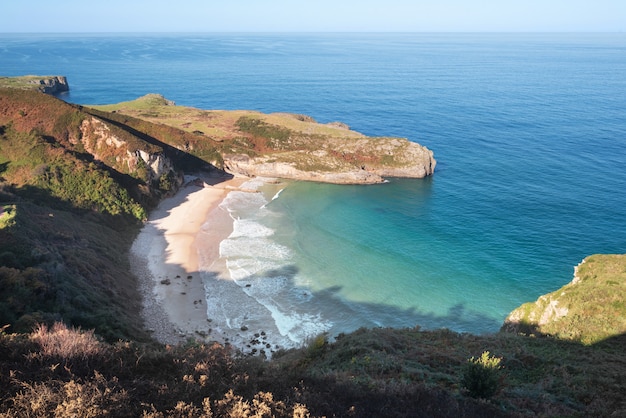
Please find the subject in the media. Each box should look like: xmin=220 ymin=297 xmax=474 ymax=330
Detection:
xmin=91 ymin=94 xmax=367 ymax=142
xmin=0 ymin=76 xmax=50 ymax=89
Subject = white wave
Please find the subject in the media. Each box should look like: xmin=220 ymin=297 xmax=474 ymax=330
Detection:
xmin=228 ymin=268 xmax=332 ymax=345
xmin=261 ymin=188 xmax=285 ymax=209
xmin=230 ymin=218 xmax=274 ymax=238
xmin=239 ymin=177 xmax=273 ymax=191
xmin=225 ymin=258 xmax=283 ymax=281
xmin=221 ymin=193 xmax=267 ymax=214
xmin=220 ymin=237 xmax=291 ymax=261
xmin=265 ymin=304 xmax=332 ymax=344
xmin=272 ymin=188 xmax=285 ymax=201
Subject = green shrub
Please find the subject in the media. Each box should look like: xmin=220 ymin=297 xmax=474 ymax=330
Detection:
xmin=461 ymin=351 xmax=503 ymax=399
xmin=306 ymin=333 xmax=328 ymax=360
xmin=235 ymin=116 xmax=292 ymax=148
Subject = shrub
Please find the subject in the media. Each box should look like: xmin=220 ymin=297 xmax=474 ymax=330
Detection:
xmin=31 ymin=322 xmax=102 ymax=360
xmin=461 ymin=351 xmax=503 ymax=399
xmin=305 ymin=333 xmax=328 ymax=360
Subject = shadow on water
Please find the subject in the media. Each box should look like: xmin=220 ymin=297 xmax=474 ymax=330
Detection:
xmin=153 ymin=252 xmax=503 ymax=352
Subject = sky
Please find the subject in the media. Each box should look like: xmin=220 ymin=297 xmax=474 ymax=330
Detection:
xmin=2 ymin=0 xmax=625 ymax=33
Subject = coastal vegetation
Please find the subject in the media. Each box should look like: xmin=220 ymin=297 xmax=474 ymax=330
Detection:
xmin=0 ymin=81 xmax=624 ymax=416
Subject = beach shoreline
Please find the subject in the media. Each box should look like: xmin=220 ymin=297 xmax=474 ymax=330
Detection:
xmin=130 ymin=174 xmax=246 ymax=346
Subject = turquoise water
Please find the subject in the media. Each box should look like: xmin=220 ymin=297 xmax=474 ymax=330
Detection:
xmin=2 ymin=33 xmax=625 ymax=345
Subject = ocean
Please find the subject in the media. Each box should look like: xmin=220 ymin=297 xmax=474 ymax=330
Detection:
xmin=2 ymin=33 xmax=625 ymax=348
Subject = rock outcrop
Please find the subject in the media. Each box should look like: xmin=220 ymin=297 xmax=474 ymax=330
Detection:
xmin=78 ymin=116 xmax=182 ymax=192
xmin=223 ymin=154 xmax=386 ymax=184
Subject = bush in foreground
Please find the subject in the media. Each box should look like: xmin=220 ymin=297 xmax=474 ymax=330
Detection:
xmin=461 ymin=351 xmax=503 ymax=399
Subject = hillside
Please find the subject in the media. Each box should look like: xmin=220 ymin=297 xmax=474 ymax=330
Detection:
xmin=0 ymin=84 xmax=625 ymax=417
xmin=0 ymin=87 xmax=221 ymax=340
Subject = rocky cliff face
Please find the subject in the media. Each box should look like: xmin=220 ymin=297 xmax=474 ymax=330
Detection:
xmin=223 ymin=154 xmax=386 ymax=184
xmin=78 ymin=117 xmax=182 ymax=192
xmin=223 ymin=137 xmax=435 ymax=184
xmin=27 ymin=76 xmax=70 ymax=94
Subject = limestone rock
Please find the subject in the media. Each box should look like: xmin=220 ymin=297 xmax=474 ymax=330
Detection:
xmin=223 ymin=136 xmax=435 ymax=184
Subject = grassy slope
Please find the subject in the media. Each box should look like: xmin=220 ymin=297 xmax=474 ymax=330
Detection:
xmin=91 ymin=94 xmax=366 ymax=142
xmin=0 ymin=87 xmax=624 ymax=417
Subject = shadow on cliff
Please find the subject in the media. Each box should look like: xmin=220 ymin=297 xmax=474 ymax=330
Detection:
xmin=85 ymin=109 xmax=222 ymax=174
xmin=0 ymin=184 xmax=149 ymax=340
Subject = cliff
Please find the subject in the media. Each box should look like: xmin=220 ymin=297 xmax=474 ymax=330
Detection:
xmin=77 ymin=116 xmax=180 ymax=191
xmin=501 ymin=254 xmax=626 ymax=344
xmin=0 ymin=88 xmax=207 ymax=210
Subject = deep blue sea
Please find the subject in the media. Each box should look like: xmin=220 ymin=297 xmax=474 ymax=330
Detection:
xmin=2 ymin=33 xmax=625 ymax=346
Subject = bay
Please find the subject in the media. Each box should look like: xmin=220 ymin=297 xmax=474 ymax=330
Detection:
xmin=2 ymin=33 xmax=625 ymax=345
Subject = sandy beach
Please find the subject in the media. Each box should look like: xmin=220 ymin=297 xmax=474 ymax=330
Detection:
xmin=130 ymin=174 xmax=246 ymax=346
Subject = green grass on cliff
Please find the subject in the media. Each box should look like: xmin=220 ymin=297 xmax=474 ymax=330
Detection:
xmin=504 ymin=254 xmax=626 ymax=345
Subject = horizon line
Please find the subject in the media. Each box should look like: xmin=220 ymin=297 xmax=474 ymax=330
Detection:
xmin=1 ymin=30 xmax=625 ymax=35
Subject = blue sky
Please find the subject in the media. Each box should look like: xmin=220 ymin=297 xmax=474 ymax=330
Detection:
xmin=2 ymin=0 xmax=625 ymax=32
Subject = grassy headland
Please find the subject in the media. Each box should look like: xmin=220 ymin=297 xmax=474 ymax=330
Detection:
xmin=0 ymin=83 xmax=624 ymax=417
xmin=91 ymin=94 xmax=436 ymax=182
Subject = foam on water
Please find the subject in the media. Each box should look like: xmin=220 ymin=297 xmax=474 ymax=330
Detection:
xmin=206 ymin=179 xmax=334 ymax=347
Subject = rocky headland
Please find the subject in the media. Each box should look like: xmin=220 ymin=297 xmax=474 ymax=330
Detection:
xmin=92 ymin=94 xmax=436 ymax=184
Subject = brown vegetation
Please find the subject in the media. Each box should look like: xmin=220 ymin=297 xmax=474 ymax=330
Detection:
xmin=1 ymin=323 xmax=625 ymax=417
